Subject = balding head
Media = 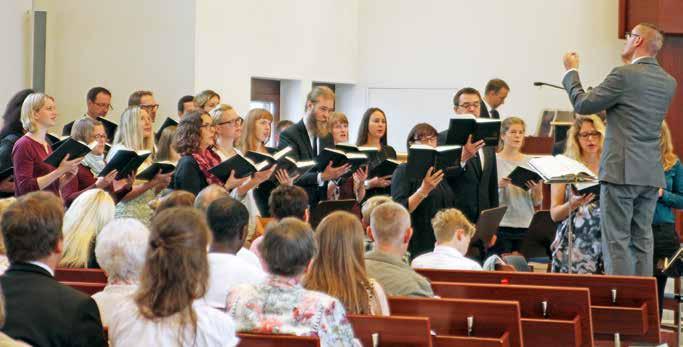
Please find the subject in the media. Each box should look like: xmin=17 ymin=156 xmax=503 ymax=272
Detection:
xmin=636 ymin=23 xmax=664 ymax=55
xmin=194 ymin=184 xmax=230 ymax=211
xmin=370 ymin=202 xmax=411 ymax=247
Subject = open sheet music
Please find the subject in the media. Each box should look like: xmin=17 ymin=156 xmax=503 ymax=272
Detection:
xmin=528 ymin=155 xmax=597 ymax=183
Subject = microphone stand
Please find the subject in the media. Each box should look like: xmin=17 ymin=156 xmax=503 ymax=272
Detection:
xmin=533 ymin=81 xmax=565 ymax=90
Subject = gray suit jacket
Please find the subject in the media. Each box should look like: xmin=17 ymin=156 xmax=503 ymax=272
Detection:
xmin=562 ymin=57 xmax=677 ymax=187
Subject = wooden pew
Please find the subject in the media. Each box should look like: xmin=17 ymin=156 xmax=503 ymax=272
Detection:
xmin=55 ymin=268 xmax=107 ymax=283
xmin=63 ymin=281 xmax=106 ymax=296
xmin=348 ymin=315 xmax=432 ymax=347
xmin=237 ymin=333 xmax=320 ymax=347
xmin=417 ymin=269 xmax=660 ymax=345
xmin=431 ymin=281 xmax=593 ymax=347
xmin=389 ymin=296 xmax=522 ymax=347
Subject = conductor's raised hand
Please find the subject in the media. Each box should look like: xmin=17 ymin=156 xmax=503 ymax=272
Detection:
xmin=563 ymin=52 xmax=579 ymax=70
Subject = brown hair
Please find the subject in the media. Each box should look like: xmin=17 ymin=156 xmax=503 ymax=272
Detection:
xmin=304 ymin=211 xmax=372 ymax=314
xmin=154 ymin=191 xmax=196 ymax=216
xmin=327 ymin=112 xmax=348 ymax=129
xmin=0 ymin=197 xmax=17 ymax=255
xmin=268 ymin=185 xmax=309 ymax=220
xmin=305 ymin=86 xmax=335 ymax=110
xmin=452 ymin=87 xmax=481 ymax=108
xmin=194 ymin=90 xmax=220 ymax=109
xmin=406 ymin=123 xmax=437 ymax=149
xmin=240 ymin=108 xmax=273 ymax=153
xmin=260 ymin=217 xmax=316 ymax=277
xmin=356 ymin=107 xmax=388 ymax=147
xmin=128 ymin=90 xmax=153 ymax=107
xmin=660 ymin=121 xmax=678 ymax=171
xmin=1 ymin=192 xmax=64 ymax=262
xmin=563 ymin=114 xmax=605 ymax=163
xmin=174 ymin=111 xmax=205 ymax=155
xmin=485 ymin=79 xmax=510 ymax=95
xmin=498 ymin=116 xmax=525 ymax=151
xmin=156 ymin=125 xmax=178 ymax=162
xmin=135 ymin=207 xmax=210 ymax=345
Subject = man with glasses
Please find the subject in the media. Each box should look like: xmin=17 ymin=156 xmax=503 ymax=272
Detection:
xmin=562 ymin=22 xmax=677 ymax=277
xmin=438 ymin=87 xmax=499 ymax=261
xmin=62 ymin=87 xmax=116 ymax=140
xmin=128 ymin=90 xmax=159 ymax=123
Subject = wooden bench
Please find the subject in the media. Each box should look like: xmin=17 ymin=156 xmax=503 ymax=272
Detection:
xmin=389 ymin=296 xmax=522 ymax=347
xmin=348 ymin=314 xmax=432 ymax=347
xmin=63 ymin=281 xmax=106 ymax=296
xmin=431 ymin=281 xmax=593 ymax=347
xmin=237 ymin=333 xmax=320 ymax=347
xmin=417 ymin=269 xmax=660 ymax=345
xmin=55 ymin=268 xmax=107 ymax=283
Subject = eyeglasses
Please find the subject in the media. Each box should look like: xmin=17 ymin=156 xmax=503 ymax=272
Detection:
xmin=414 ymin=135 xmax=437 ymax=143
xmin=199 ymin=123 xmax=215 ymax=129
xmin=94 ymin=102 xmax=113 ymax=111
xmin=458 ymin=102 xmax=481 ymax=109
xmin=578 ymin=131 xmax=601 ymax=139
xmin=625 ymin=32 xmax=640 ymax=39
xmin=140 ymin=104 xmax=159 ymax=111
xmin=216 ymin=118 xmax=242 ymax=127
xmin=93 ymin=134 xmax=108 ymax=141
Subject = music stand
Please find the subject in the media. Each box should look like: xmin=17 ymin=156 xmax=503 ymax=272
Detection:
xmin=310 ymin=199 xmax=357 ymax=228
xmin=519 ymin=210 xmax=558 ymax=261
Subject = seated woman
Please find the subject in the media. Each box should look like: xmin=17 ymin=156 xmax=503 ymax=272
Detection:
xmin=107 ymin=107 xmax=172 ymax=224
xmin=304 ymin=211 xmax=390 ymax=316
xmin=392 ymin=123 xmax=455 ymax=259
xmin=13 ymin=93 xmax=82 ymax=197
xmin=61 ymin=117 xmax=132 ymax=206
xmin=109 ymin=207 xmax=238 ymax=346
xmin=227 ymin=218 xmax=357 ymax=346
xmin=92 ymin=218 xmax=150 ymax=326
xmin=492 ymin=117 xmax=543 ymax=254
xmin=550 ymin=115 xmax=605 ymax=274
xmin=59 ymin=189 xmax=115 ymax=268
xmin=155 ymin=125 xmax=179 ymax=163
xmin=0 ymin=89 xmax=35 ymax=197
xmin=355 ymin=107 xmax=398 ymax=199
xmin=326 ymin=112 xmax=367 ymax=218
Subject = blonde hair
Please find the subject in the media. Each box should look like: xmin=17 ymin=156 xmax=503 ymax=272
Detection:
xmin=563 ymin=115 xmax=605 ymax=163
xmin=59 ymin=189 xmax=116 ymax=268
xmin=361 ymin=195 xmax=392 ymax=224
xmin=328 ymin=112 xmax=349 ymax=129
xmin=240 ymin=108 xmax=273 ymax=153
xmin=209 ymin=104 xmax=235 ymax=125
xmin=194 ymin=90 xmax=220 ymax=109
xmin=660 ymin=121 xmax=678 ymax=171
xmin=370 ymin=202 xmax=410 ymax=245
xmin=0 ymin=197 xmax=17 ymax=255
xmin=498 ymin=116 xmax=525 ymax=151
xmin=305 ymin=86 xmax=335 ymax=109
xmin=304 ymin=211 xmax=372 ymax=315
xmin=20 ymin=93 xmax=54 ymax=133
xmin=112 ymin=107 xmax=155 ymax=153
xmin=431 ymin=208 xmax=475 ymax=243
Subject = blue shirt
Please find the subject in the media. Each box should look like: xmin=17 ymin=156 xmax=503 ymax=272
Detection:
xmin=653 ymin=160 xmax=683 ymax=224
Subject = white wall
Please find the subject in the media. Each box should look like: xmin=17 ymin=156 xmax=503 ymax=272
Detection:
xmin=194 ymin=0 xmax=359 ymax=119
xmin=0 ymin=0 xmax=32 ymax=121
xmin=33 ymin=0 xmax=196 ymax=129
xmin=353 ymin=0 xmax=624 ymax=151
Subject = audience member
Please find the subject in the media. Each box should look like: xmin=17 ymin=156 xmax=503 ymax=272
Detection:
xmin=194 ymin=90 xmax=220 ymax=112
xmin=365 ymin=202 xmax=434 ymax=297
xmin=360 ymin=195 xmax=393 ymax=251
xmin=392 ymin=123 xmax=454 ymax=258
xmin=492 ymin=117 xmax=542 ymax=254
xmin=128 ymin=90 xmax=159 ymax=122
xmin=0 ymin=192 xmax=107 ymax=346
xmin=411 ymin=208 xmax=482 ymax=270
xmin=0 ymin=286 xmax=30 ymax=346
xmin=155 ymin=125 xmax=179 ymax=163
xmin=305 ymin=211 xmax=390 ymax=315
xmin=177 ymin=95 xmax=195 ymax=117
xmin=481 ymin=79 xmax=509 ymax=119
xmin=153 ymin=190 xmax=195 ymax=216
xmin=13 ymin=93 xmax=82 ymax=197
xmin=109 ymin=207 xmax=238 ymax=346
xmin=59 ymin=189 xmax=115 ymax=268
xmin=227 ymin=217 xmax=356 ymax=345
xmin=0 ymin=89 xmax=34 ymax=196
xmin=356 ymin=107 xmax=397 ymax=199
xmin=92 ymin=218 xmax=149 ymax=326
xmin=205 ymin=197 xmax=265 ymax=309
xmin=0 ymin=198 xmax=17 ymax=274
xmin=550 ymin=115 xmax=605 ymax=274
xmin=62 ymin=87 xmax=113 ymax=138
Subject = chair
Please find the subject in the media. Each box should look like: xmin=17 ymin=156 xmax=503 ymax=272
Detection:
xmin=236 ymin=333 xmax=320 ymax=347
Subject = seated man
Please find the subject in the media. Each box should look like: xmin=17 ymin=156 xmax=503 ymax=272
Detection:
xmin=365 ymin=202 xmax=434 ymax=297
xmin=227 ymin=218 xmax=356 ymax=346
xmin=411 ymin=208 xmax=482 ymax=270
xmin=0 ymin=192 xmax=107 ymax=346
xmin=205 ymin=197 xmax=266 ymax=309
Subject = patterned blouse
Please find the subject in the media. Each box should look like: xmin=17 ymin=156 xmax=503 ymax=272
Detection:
xmin=226 ymin=275 xmax=357 ymax=347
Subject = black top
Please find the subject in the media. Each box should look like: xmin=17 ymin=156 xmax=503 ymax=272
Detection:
xmin=0 ymin=133 xmax=21 ymax=173
xmin=172 ymin=154 xmax=209 ymax=196
xmin=392 ymin=163 xmax=456 ymax=258
xmin=364 ymin=145 xmax=397 ymax=200
xmin=0 ymin=262 xmax=107 ymax=347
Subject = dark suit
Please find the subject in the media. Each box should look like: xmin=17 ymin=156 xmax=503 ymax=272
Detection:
xmin=0 ymin=262 xmax=107 ymax=347
xmin=479 ymin=102 xmax=500 ymax=119
xmin=278 ymin=119 xmax=333 ymax=207
xmin=62 ymin=116 xmax=116 ymax=141
xmin=563 ymin=57 xmax=677 ymax=276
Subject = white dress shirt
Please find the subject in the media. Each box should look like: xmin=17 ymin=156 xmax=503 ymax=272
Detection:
xmin=27 ymin=260 xmax=54 ymax=276
xmin=411 ymin=245 xmax=482 ymax=271
xmin=92 ymin=283 xmax=137 ymax=327
xmin=205 ymin=252 xmax=266 ymax=310
xmin=109 ymin=298 xmax=238 ymax=347
xmin=236 ymin=247 xmax=262 ymax=270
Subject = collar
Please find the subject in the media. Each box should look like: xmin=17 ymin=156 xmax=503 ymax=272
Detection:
xmin=266 ymin=274 xmax=302 ymax=289
xmin=366 ymin=249 xmax=409 ymax=267
xmin=631 ymin=55 xmax=653 ymax=64
xmin=27 ymin=261 xmax=54 ymax=277
xmin=433 ymin=245 xmax=466 ymax=258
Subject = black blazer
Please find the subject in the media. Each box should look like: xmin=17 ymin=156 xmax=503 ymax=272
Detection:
xmin=0 ymin=262 xmax=107 ymax=347
xmin=172 ymin=154 xmax=209 ymax=196
xmin=278 ymin=119 xmax=333 ymax=207
xmin=392 ymin=163 xmax=456 ymax=258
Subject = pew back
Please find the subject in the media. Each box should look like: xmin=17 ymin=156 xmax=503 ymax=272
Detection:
xmin=348 ymin=315 xmax=432 ymax=347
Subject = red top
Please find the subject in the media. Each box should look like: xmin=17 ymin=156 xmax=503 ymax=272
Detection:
xmin=60 ymin=164 xmax=132 ymax=206
xmin=12 ymin=135 xmax=60 ymax=197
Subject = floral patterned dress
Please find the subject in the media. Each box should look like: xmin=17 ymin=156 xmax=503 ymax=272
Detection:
xmin=551 ymin=185 xmax=604 ymax=274
xmin=226 ymin=275 xmax=358 ymax=347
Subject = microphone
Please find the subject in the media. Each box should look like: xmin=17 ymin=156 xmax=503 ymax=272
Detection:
xmin=533 ymin=81 xmax=564 ymax=90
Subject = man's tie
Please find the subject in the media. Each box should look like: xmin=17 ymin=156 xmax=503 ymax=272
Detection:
xmin=312 ymin=136 xmax=318 ymax=156
xmin=490 ymin=109 xmax=500 ymax=119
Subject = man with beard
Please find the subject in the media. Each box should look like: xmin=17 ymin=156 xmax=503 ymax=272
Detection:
xmin=278 ymin=86 xmax=350 ymax=207
xmin=562 ymin=22 xmax=677 ymax=276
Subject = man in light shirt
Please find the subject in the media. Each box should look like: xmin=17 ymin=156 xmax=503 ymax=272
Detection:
xmin=411 ymin=208 xmax=482 ymax=271
xmin=204 ymin=196 xmax=266 ymax=310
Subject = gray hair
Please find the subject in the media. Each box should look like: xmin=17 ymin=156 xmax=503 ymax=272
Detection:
xmin=95 ymin=218 xmax=150 ymax=283
xmin=194 ymin=184 xmax=229 ymax=211
xmin=370 ymin=202 xmax=411 ymax=245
